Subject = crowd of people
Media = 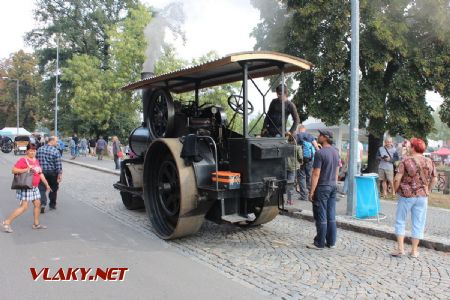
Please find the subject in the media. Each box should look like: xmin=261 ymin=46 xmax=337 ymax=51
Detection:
xmin=65 ymin=134 xmax=128 ymax=170
xmin=0 ymin=133 xmax=128 ymax=233
xmin=260 ymin=84 xmax=437 ymax=254
xmin=1 ymin=84 xmax=439 ymax=258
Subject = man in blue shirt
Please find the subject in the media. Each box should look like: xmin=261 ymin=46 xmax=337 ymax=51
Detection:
xmin=37 ymin=136 xmax=63 ymax=212
xmin=307 ymin=129 xmax=339 ymax=250
xmin=295 ymin=125 xmax=320 ymax=201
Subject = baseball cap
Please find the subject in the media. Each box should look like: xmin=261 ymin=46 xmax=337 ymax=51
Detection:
xmin=318 ymin=129 xmax=333 ymax=139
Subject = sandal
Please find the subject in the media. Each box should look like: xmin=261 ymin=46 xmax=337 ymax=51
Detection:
xmin=409 ymin=252 xmax=419 ymax=259
xmin=2 ymin=221 xmax=13 ymax=233
xmin=32 ymin=224 xmax=47 ymax=230
xmin=390 ymin=250 xmax=405 ymax=257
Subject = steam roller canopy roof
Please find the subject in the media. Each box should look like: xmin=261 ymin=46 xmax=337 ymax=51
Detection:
xmin=122 ymin=51 xmax=313 ymax=94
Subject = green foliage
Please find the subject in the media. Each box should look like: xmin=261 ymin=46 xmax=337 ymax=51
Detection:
xmin=249 ymin=113 xmax=264 ymax=135
xmin=251 ymin=0 xmax=449 ymax=138
xmin=62 ymin=4 xmax=151 ymax=139
xmin=154 ymin=46 xmax=187 ymax=76
xmin=428 ymin=108 xmax=450 ymax=141
xmin=0 ymin=51 xmax=40 ymax=131
xmin=25 ymin=0 xmax=140 ymax=136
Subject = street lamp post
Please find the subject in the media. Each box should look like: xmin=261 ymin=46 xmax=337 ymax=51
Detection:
xmin=55 ymin=36 xmax=60 ymax=137
xmin=1 ymin=77 xmax=20 ymax=136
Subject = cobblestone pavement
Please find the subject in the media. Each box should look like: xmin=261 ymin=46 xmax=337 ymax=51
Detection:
xmin=290 ymin=191 xmax=450 ymax=242
xmin=53 ymin=158 xmax=450 ymax=299
xmin=66 ymin=155 xmax=450 ymax=242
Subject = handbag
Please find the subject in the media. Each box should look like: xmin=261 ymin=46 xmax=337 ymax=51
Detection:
xmin=117 ymin=151 xmax=123 ymax=158
xmin=11 ymin=159 xmax=34 ymax=190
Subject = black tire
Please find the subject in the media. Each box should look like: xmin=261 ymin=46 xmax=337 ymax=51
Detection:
xmin=120 ymin=191 xmax=144 ymax=210
xmin=120 ymin=163 xmax=144 ymax=210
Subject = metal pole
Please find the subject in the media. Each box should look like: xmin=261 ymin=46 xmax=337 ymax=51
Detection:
xmin=16 ymin=79 xmax=19 ymax=136
xmin=347 ymin=0 xmax=360 ymax=216
xmin=243 ymin=63 xmax=248 ymax=137
xmin=55 ymin=36 xmax=59 ymax=137
xmin=281 ymin=69 xmax=285 ymax=136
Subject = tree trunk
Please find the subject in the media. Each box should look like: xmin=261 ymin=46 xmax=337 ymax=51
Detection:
xmin=367 ymin=133 xmax=383 ymax=173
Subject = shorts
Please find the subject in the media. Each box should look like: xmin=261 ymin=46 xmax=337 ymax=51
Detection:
xmin=378 ymin=168 xmax=394 ymax=182
xmin=16 ymin=187 xmax=41 ymax=202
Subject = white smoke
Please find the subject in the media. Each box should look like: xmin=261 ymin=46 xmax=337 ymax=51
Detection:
xmin=143 ymin=2 xmax=186 ymax=72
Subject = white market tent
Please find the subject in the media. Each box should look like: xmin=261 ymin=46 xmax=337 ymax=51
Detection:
xmin=0 ymin=127 xmax=32 ymax=138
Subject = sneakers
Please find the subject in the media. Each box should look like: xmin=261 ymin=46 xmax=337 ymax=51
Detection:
xmin=40 ymin=207 xmax=45 ymax=214
xmin=32 ymin=224 xmax=47 ymax=230
xmin=2 ymin=221 xmax=13 ymax=233
xmin=306 ymin=243 xmax=324 ymax=250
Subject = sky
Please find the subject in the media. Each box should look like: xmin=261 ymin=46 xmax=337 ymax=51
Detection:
xmin=0 ymin=0 xmax=260 ymax=61
xmin=0 ymin=0 xmax=444 ymax=113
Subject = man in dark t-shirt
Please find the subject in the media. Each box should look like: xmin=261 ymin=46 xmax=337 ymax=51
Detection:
xmin=307 ymin=129 xmax=339 ymax=250
xmin=262 ymin=84 xmax=300 ymax=137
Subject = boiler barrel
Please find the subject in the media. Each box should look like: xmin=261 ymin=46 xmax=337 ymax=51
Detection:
xmin=129 ymin=126 xmax=152 ymax=157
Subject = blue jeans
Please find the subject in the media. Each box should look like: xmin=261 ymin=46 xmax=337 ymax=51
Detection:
xmin=394 ymin=196 xmax=428 ymax=239
xmin=298 ymin=160 xmax=313 ymax=200
xmin=312 ymin=185 xmax=337 ymax=248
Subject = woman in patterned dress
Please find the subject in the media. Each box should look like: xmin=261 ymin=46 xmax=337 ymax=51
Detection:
xmin=2 ymin=144 xmax=52 ymax=233
xmin=391 ymin=138 xmax=437 ymax=258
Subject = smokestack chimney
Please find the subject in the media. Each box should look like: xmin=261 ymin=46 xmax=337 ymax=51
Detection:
xmin=141 ymin=72 xmax=154 ymax=80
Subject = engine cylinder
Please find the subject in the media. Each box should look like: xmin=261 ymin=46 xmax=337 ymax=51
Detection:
xmin=128 ymin=126 xmax=152 ymax=157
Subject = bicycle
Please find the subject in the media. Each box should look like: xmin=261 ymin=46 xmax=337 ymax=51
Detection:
xmin=435 ymin=173 xmax=446 ymax=192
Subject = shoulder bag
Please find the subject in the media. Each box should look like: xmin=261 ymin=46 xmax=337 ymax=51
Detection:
xmin=11 ymin=159 xmax=34 ymax=190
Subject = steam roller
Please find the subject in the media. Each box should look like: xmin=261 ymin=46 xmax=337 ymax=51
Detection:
xmin=114 ymin=51 xmax=313 ymax=239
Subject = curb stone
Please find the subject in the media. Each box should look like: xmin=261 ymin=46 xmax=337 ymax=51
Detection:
xmin=63 ymin=158 xmax=450 ymax=253
xmin=62 ymin=158 xmax=120 ymax=176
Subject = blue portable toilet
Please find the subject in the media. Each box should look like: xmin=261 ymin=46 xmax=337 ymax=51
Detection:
xmin=355 ymin=174 xmax=381 ymax=219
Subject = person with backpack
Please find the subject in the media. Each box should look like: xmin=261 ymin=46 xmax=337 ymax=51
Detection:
xmin=296 ymin=125 xmax=320 ymax=201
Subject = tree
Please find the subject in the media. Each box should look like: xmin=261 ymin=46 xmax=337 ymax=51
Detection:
xmin=0 ymin=51 xmax=40 ymax=131
xmin=62 ymin=4 xmax=151 ymax=139
xmin=25 ymin=0 xmax=140 ymax=135
xmin=252 ymin=0 xmax=450 ymax=171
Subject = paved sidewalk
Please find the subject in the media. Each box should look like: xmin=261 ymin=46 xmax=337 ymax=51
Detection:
xmin=63 ymin=155 xmax=450 ymax=252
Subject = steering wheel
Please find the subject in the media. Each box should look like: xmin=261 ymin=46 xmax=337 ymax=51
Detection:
xmin=227 ymin=95 xmax=254 ymax=115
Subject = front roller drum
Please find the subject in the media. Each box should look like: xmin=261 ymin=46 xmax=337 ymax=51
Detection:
xmin=240 ymin=197 xmax=279 ymax=227
xmin=144 ymin=138 xmax=206 ymax=239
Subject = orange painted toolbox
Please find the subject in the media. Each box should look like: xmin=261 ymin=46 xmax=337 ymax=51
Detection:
xmin=211 ymin=171 xmax=241 ymax=189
